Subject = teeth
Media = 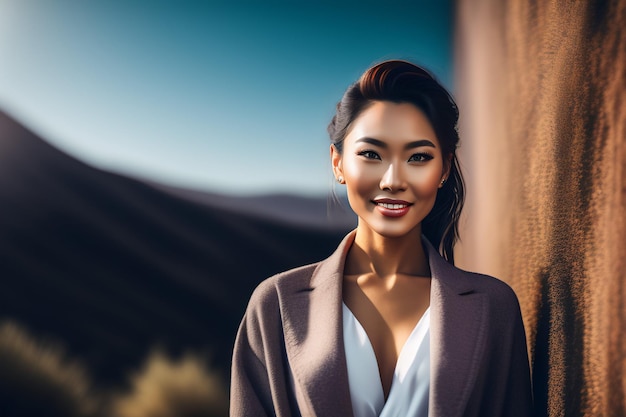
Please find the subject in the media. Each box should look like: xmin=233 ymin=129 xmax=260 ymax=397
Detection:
xmin=377 ymin=203 xmax=408 ymax=209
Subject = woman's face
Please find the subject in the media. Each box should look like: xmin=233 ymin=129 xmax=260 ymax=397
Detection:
xmin=331 ymin=101 xmax=449 ymax=239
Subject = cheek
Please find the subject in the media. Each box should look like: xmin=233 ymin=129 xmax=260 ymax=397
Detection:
xmin=409 ymin=164 xmax=443 ymax=196
xmin=342 ymin=160 xmax=380 ymax=204
xmin=343 ymin=159 xmax=379 ymax=185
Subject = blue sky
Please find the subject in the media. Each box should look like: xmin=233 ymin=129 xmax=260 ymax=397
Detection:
xmin=0 ymin=0 xmax=453 ymax=196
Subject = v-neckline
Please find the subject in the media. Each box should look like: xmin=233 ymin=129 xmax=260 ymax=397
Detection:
xmin=342 ymin=303 xmax=431 ymax=403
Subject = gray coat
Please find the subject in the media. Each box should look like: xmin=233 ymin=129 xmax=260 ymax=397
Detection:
xmin=230 ymin=232 xmax=533 ymax=416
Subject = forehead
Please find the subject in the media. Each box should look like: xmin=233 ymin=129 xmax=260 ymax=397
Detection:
xmin=345 ymin=101 xmax=439 ymax=148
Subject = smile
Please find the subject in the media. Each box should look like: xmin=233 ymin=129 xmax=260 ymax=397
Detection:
xmin=372 ymin=199 xmax=413 ymax=217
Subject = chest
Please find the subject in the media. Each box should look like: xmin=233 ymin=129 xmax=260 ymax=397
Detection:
xmin=342 ymin=274 xmax=431 ymax=398
xmin=342 ymin=303 xmax=431 ymax=417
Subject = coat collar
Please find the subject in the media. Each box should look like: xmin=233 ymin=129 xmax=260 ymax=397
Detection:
xmin=280 ymin=231 xmax=487 ymax=417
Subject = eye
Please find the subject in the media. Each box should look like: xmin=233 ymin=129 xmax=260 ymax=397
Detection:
xmin=408 ymin=153 xmax=434 ymax=163
xmin=357 ymin=150 xmax=381 ymax=160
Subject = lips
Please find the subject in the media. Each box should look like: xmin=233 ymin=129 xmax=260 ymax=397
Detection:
xmin=373 ymin=198 xmax=412 ymax=217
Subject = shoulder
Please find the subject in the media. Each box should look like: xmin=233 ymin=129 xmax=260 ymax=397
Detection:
xmin=425 ymin=237 xmax=520 ymax=310
xmin=237 ymin=262 xmax=323 ymax=350
xmin=467 ymin=269 xmax=518 ymax=299
xmin=243 ymin=231 xmax=353 ymax=319
xmin=450 ymin=265 xmax=523 ymax=317
xmin=245 ymin=261 xmax=322 ymax=313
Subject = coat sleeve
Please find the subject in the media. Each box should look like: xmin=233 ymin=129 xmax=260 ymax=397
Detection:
xmin=230 ymin=310 xmax=274 ymax=416
xmin=479 ymin=284 xmax=533 ymax=417
xmin=467 ymin=279 xmax=534 ymax=417
xmin=230 ymin=280 xmax=293 ymax=417
xmin=501 ymin=303 xmax=534 ymax=417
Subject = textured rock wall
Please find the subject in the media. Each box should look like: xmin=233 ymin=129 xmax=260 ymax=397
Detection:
xmin=455 ymin=1 xmax=625 ymax=416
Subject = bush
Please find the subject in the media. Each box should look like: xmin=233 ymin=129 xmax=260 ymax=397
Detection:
xmin=111 ymin=349 xmax=228 ymax=417
xmin=0 ymin=321 xmax=101 ymax=417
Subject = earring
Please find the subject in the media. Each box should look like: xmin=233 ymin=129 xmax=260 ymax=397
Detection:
xmin=337 ymin=176 xmax=344 ymax=184
xmin=440 ymin=178 xmax=446 ymax=186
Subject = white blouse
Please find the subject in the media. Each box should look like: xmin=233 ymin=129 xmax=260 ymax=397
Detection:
xmin=342 ymin=303 xmax=430 ymax=417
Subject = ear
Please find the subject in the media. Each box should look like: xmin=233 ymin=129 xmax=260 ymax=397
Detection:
xmin=330 ymin=144 xmax=344 ymax=183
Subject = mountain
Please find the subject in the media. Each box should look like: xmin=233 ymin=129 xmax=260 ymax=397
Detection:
xmin=0 ymin=109 xmax=354 ymax=391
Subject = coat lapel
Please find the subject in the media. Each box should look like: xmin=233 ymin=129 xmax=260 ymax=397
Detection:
xmin=280 ymin=233 xmax=488 ymax=417
xmin=280 ymin=232 xmax=355 ymax=417
xmin=425 ymin=239 xmax=488 ymax=417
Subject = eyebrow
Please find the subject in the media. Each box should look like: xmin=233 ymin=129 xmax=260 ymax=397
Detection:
xmin=355 ymin=137 xmax=437 ymax=149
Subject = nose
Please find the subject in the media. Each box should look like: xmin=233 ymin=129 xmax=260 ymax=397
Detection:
xmin=379 ymin=163 xmax=407 ymax=192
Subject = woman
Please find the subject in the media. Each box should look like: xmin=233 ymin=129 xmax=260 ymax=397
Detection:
xmin=230 ymin=60 xmax=532 ymax=417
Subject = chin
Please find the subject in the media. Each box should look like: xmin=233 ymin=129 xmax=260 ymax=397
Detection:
xmin=363 ymin=219 xmax=422 ymax=240
xmin=376 ymin=230 xmax=411 ymax=239
xmin=380 ymin=229 xmax=420 ymax=239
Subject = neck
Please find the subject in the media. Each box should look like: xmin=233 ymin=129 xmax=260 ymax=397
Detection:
xmin=345 ymin=223 xmax=430 ymax=278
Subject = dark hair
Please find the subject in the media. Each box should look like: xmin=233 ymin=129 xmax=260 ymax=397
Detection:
xmin=327 ymin=60 xmax=465 ymax=264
